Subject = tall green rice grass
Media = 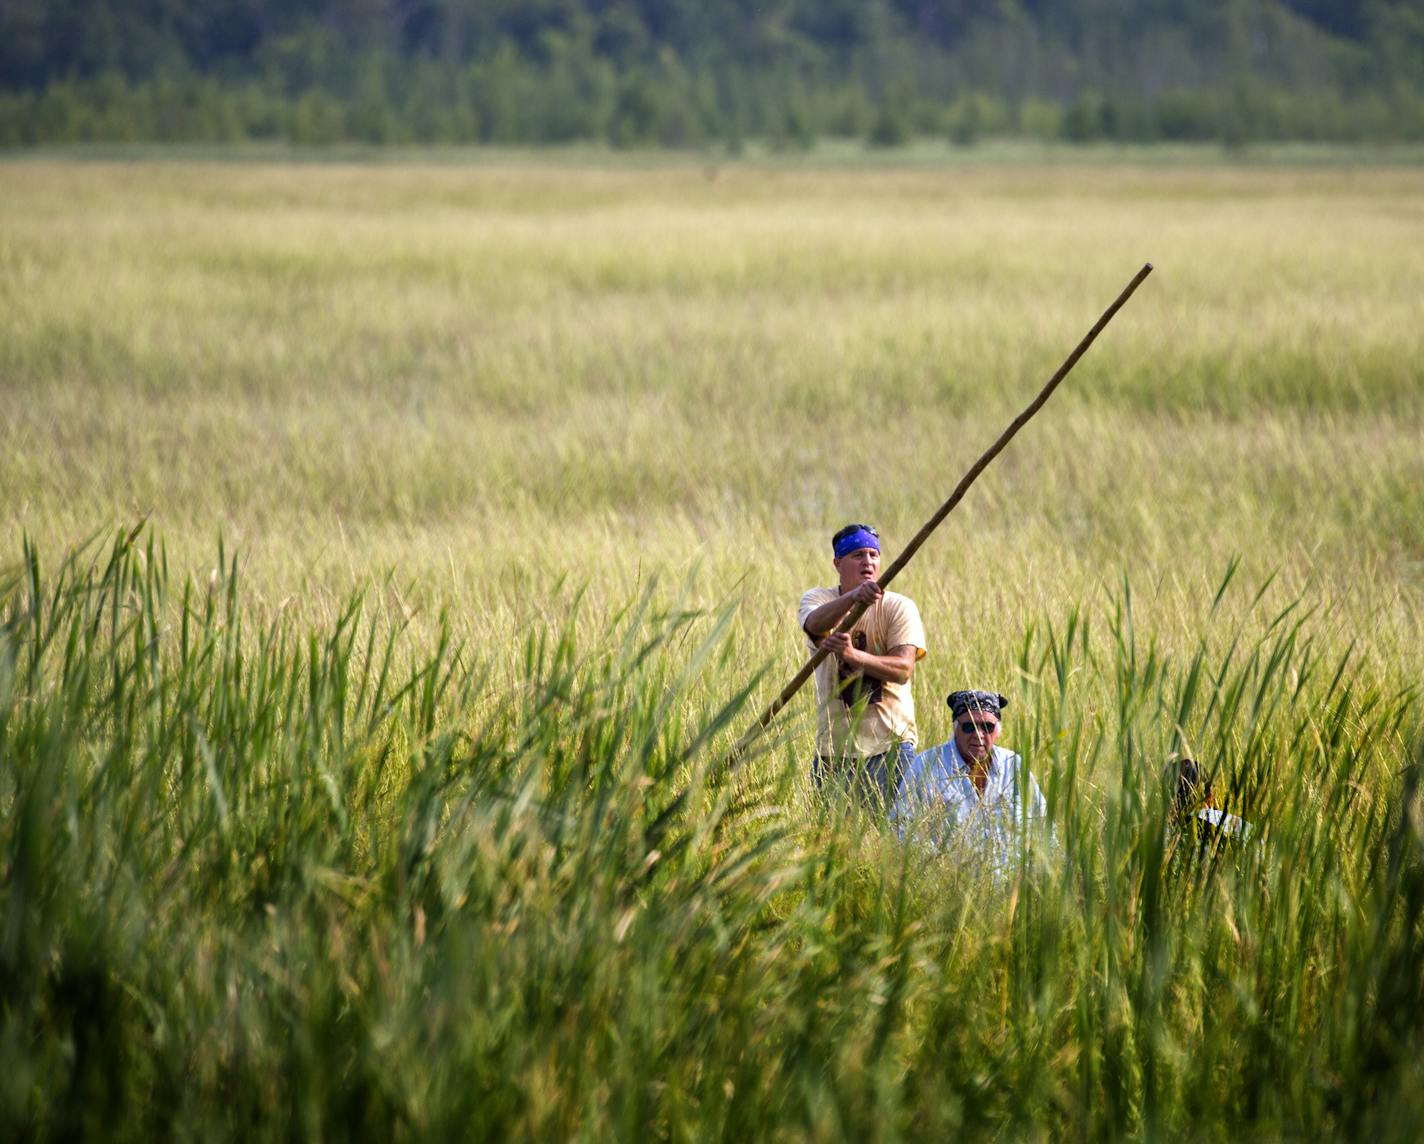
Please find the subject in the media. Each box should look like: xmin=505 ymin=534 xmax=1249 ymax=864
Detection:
xmin=3 ymin=527 xmax=1419 ymax=1138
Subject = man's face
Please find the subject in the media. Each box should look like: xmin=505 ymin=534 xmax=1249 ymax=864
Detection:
xmin=833 ymin=547 xmax=880 ymax=592
xmin=954 ymin=708 xmax=1001 ymax=764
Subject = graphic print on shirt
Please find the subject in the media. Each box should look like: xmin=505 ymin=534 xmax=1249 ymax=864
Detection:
xmin=837 ymin=630 xmax=884 ymax=709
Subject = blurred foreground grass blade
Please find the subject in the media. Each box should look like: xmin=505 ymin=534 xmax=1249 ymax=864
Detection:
xmin=2 ymin=528 xmax=1422 ymax=1137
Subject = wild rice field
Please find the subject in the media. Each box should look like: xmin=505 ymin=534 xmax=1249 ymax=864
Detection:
xmin=2 ymin=147 xmax=1423 ymax=1138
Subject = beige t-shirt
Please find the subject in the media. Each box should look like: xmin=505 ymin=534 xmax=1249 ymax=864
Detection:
xmin=797 ymin=588 xmax=927 ymax=758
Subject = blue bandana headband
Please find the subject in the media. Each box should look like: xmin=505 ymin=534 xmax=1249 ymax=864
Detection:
xmin=833 ymin=528 xmax=881 ymax=559
xmin=947 ymin=690 xmax=1008 ymax=717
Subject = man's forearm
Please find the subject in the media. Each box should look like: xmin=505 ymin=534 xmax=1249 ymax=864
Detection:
xmin=802 ymin=593 xmax=858 ymax=636
xmin=851 ymin=651 xmax=915 ymax=685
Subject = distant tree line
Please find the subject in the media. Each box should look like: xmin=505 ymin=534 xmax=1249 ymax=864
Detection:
xmin=2 ymin=1 xmax=1422 ymax=147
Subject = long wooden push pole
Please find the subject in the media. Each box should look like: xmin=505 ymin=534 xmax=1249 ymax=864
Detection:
xmin=729 ymin=262 xmax=1154 ymax=761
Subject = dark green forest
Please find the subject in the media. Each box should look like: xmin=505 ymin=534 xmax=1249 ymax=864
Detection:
xmin=3 ymin=1 xmax=1423 ymax=147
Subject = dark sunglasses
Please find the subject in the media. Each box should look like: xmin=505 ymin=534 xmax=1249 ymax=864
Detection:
xmin=960 ymin=720 xmax=998 ymax=735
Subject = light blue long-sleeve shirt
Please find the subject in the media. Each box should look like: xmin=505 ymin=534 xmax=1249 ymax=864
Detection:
xmin=894 ymin=740 xmax=1051 ymax=873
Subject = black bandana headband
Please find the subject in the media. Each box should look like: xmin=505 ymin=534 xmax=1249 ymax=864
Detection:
xmin=947 ymin=690 xmax=1008 ymax=718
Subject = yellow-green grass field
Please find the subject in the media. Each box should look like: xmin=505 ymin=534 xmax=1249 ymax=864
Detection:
xmin=3 ymin=150 xmax=1424 ymax=1137
xmin=5 ymin=153 xmax=1423 ymax=713
xmin=5 ymin=152 xmax=1423 ymax=744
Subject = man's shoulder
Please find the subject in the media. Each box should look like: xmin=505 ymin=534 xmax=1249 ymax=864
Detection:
xmin=911 ymin=740 xmax=958 ymax=773
xmin=992 ymin=745 xmax=1024 ymax=771
xmin=993 ymin=748 xmax=1046 ymax=800
xmin=877 ymin=591 xmax=926 ymax=651
xmin=797 ymin=587 xmax=838 ymax=634
xmin=878 ymin=591 xmax=923 ymax=623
